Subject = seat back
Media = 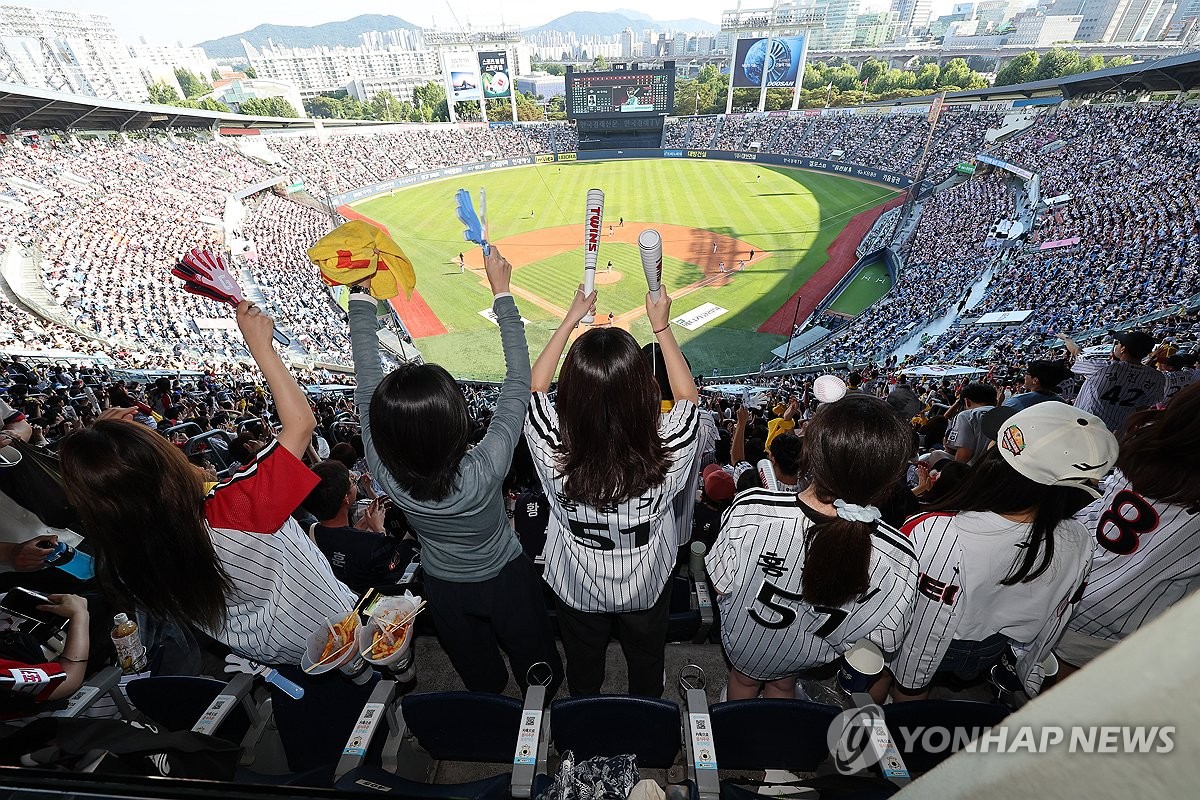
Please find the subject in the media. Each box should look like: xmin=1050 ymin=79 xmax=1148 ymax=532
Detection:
xmin=551 ymin=696 xmax=681 ymax=769
xmin=710 ymin=699 xmax=840 ymax=772
xmin=883 ymin=700 xmax=1010 ymax=774
xmin=401 ymin=692 xmax=524 ymax=763
xmin=126 ymin=676 xmax=250 ymax=743
xmin=665 ymin=575 xmax=701 ymax=643
xmin=268 ymin=665 xmax=382 ymax=773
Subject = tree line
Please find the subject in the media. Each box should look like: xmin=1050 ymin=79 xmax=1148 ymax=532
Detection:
xmin=147 ymin=67 xmax=300 ymax=117
xmin=303 ymin=81 xmax=558 ymax=123
xmin=148 ymin=48 xmax=1140 ymax=122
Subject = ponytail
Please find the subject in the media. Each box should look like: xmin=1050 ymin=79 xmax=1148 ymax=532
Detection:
xmin=802 ymin=517 xmax=874 ymax=607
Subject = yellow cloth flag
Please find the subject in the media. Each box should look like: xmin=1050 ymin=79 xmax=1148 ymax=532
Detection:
xmin=307 ymin=219 xmax=416 ymax=301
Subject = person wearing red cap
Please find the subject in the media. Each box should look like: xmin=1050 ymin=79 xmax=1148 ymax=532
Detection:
xmin=692 ymin=465 xmax=735 ymax=548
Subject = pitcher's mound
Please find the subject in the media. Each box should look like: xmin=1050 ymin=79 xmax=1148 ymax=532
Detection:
xmin=594 ymin=270 xmax=623 ymax=286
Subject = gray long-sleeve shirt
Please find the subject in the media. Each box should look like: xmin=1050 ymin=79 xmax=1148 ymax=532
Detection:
xmin=348 ymin=294 xmax=528 ymax=582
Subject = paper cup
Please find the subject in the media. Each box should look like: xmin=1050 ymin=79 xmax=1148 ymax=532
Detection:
xmin=838 ymin=640 xmax=884 ymax=694
xmin=358 ymin=596 xmax=417 ymax=669
xmin=302 ymin=613 xmax=361 ymax=675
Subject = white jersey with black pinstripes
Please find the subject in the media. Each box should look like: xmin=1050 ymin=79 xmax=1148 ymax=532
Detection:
xmin=524 ymin=392 xmax=701 ymax=613
xmin=890 ymin=511 xmax=1091 ymax=696
xmin=705 ymin=490 xmax=918 ymax=682
xmin=1161 ymin=369 xmax=1194 ymax=407
xmin=204 ymin=441 xmax=358 ymax=665
xmin=1069 ymin=471 xmax=1200 ymax=641
xmin=1071 ymin=354 xmax=1165 ymax=433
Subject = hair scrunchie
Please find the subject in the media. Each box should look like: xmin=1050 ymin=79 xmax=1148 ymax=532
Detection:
xmin=833 ymin=499 xmax=883 ymax=524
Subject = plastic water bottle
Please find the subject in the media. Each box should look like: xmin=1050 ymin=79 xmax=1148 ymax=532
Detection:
xmin=111 ymin=613 xmax=148 ymax=674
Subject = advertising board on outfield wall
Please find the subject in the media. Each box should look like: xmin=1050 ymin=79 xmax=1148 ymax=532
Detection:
xmin=332 ymin=149 xmax=911 ymax=206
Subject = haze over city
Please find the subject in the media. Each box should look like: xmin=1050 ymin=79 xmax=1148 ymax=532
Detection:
xmin=23 ymin=0 xmax=926 ymax=45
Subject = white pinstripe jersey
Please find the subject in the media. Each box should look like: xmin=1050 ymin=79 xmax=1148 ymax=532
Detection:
xmin=1071 ymin=355 xmax=1165 ymax=433
xmin=889 ymin=511 xmax=1091 ymax=696
xmin=1161 ymin=369 xmax=1194 ymax=407
xmin=524 ymin=393 xmax=701 ymax=613
xmin=1069 ymin=471 xmax=1200 ymax=641
xmin=706 ymin=490 xmax=918 ymax=681
xmin=672 ymin=409 xmax=718 ymax=546
xmin=205 ymin=441 xmax=358 ymax=665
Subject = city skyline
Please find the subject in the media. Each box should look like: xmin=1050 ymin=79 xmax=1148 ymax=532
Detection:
xmin=20 ymin=0 xmax=916 ymax=49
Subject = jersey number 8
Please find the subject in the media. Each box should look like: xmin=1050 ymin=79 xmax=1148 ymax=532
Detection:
xmin=1097 ymin=490 xmax=1159 ymax=556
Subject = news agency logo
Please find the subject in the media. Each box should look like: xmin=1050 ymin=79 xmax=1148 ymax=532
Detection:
xmin=827 ymin=705 xmax=1176 ymax=774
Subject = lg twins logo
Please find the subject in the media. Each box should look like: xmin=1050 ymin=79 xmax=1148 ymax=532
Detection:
xmin=586 ymin=206 xmax=602 ymax=252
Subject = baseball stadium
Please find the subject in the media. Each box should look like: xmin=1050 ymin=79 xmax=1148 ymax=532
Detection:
xmin=1 ymin=4 xmax=1200 ymax=797
xmin=346 ymin=159 xmax=898 ymax=379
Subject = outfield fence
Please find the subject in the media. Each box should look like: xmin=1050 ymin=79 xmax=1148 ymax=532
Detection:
xmin=329 ymin=149 xmax=913 ymax=208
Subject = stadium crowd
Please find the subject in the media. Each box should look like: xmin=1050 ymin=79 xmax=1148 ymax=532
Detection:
xmin=264 ymin=122 xmax=578 ymax=198
xmin=662 ymin=107 xmax=1002 ymax=184
xmin=793 ymin=102 xmax=1200 ymax=373
xmin=2 ymin=97 xmax=1199 ymax=791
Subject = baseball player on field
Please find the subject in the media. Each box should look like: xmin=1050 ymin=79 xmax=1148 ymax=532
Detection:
xmin=1057 ymin=381 xmax=1200 ymax=677
xmin=706 ymin=395 xmax=918 ymax=700
xmin=1058 ymin=329 xmax=1165 ymax=434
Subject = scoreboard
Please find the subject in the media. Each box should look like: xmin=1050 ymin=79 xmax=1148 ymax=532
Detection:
xmin=566 ymin=69 xmax=674 ymax=118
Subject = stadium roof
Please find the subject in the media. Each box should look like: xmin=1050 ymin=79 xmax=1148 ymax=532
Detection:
xmin=0 ymin=82 xmax=393 ymax=132
xmin=865 ymin=49 xmax=1200 ymax=107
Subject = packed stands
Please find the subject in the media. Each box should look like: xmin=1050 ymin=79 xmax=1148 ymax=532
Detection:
xmin=4 ymin=89 xmax=1200 ymax=800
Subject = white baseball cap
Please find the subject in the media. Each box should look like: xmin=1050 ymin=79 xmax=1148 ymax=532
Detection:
xmin=996 ymin=401 xmax=1118 ymax=499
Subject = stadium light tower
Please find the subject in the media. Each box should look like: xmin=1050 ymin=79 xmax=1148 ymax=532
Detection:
xmin=721 ymin=0 xmax=826 ymax=114
xmin=424 ymin=25 xmax=522 ymax=124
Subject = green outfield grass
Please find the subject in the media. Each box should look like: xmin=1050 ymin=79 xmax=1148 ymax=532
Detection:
xmin=828 ymin=261 xmax=893 ymax=315
xmin=511 ymin=243 xmax=704 ymax=316
xmin=354 ymin=160 xmax=897 ymax=380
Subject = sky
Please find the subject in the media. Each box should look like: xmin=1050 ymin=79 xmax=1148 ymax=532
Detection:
xmin=24 ymin=0 xmax=946 ymax=47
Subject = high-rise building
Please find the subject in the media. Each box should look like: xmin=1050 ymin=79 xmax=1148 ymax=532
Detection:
xmin=807 ymin=0 xmax=863 ymax=49
xmin=620 ymin=27 xmax=635 ymax=58
xmin=243 ymin=41 xmax=440 ymax=96
xmin=854 ymin=11 xmax=899 ymax=46
xmin=1164 ymin=0 xmax=1199 ymax=37
xmin=1056 ymin=0 xmax=1167 ymax=40
xmin=129 ymin=40 xmax=216 ymax=98
xmin=0 ymin=4 xmax=147 ymax=102
xmin=1113 ymin=0 xmax=1166 ymax=38
xmin=1007 ymin=10 xmax=1085 ymax=43
xmin=890 ymin=0 xmax=935 ymax=36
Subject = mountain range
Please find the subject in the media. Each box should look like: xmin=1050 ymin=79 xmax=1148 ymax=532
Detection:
xmin=529 ymin=11 xmax=719 ymax=37
xmin=195 ymin=11 xmax=718 ymax=59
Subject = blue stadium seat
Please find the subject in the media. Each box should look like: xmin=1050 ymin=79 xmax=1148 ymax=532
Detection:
xmin=550 ymin=696 xmax=681 ymax=769
xmin=267 ymin=665 xmax=382 ymax=775
xmin=125 ymin=675 xmax=251 ymax=744
xmin=709 ymin=699 xmax=839 ymax=772
xmin=709 ymin=700 xmax=898 ymax=800
xmin=334 ymin=690 xmax=527 ymax=800
xmin=883 ymin=699 xmax=1010 ymax=774
xmin=401 ymin=692 xmax=524 ymax=762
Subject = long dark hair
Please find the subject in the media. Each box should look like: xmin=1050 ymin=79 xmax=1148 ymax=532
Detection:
xmin=369 ymin=363 xmax=470 ymax=502
xmin=928 ymin=448 xmax=1093 ymax=585
xmin=1118 ymin=381 xmax=1200 ymax=511
xmin=59 ymin=421 xmax=232 ymax=630
xmin=800 ymin=395 xmax=913 ymax=607
xmin=555 ymin=328 xmax=670 ymax=507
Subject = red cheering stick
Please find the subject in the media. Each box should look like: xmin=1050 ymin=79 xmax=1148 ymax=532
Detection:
xmin=171 ymin=249 xmax=246 ymax=307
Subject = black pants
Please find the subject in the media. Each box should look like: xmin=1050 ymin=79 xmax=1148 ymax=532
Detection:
xmin=423 ymin=555 xmax=563 ymax=696
xmin=554 ymin=580 xmax=672 ymax=698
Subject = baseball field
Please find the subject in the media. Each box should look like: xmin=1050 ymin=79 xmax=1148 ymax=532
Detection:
xmin=349 ymin=159 xmax=898 ymax=380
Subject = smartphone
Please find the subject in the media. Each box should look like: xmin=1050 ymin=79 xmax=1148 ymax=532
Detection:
xmin=0 ymin=587 xmax=58 ymax=626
